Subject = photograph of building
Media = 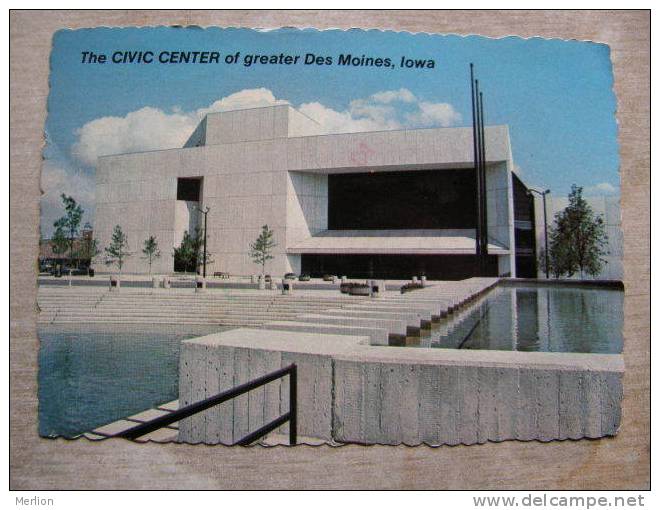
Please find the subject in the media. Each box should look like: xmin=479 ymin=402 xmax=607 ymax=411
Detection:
xmin=35 ymin=26 xmax=624 ymax=450
xmin=95 ymin=104 xmax=539 ymax=280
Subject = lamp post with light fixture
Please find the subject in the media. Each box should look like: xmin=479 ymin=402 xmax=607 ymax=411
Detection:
xmin=197 ymin=206 xmax=210 ymax=278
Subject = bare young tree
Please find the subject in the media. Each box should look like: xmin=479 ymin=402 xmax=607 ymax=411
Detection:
xmin=141 ymin=235 xmax=161 ymax=274
xmin=249 ymin=225 xmax=277 ymax=276
xmin=104 ymin=225 xmax=131 ymax=275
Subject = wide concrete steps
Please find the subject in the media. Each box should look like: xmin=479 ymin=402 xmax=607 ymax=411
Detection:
xmin=38 ymin=278 xmax=499 ymax=338
xmin=37 ymin=288 xmax=370 ymax=326
xmin=259 ymin=278 xmax=501 ymax=347
xmin=45 ymin=317 xmax=267 ymax=327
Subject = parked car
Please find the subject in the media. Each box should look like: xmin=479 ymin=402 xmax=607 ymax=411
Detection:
xmin=298 ymin=274 xmax=311 ymax=282
xmin=283 ymin=272 xmax=297 ymax=280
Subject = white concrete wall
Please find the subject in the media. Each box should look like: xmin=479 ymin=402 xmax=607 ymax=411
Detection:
xmin=286 ymin=172 xmax=328 ymax=245
xmin=183 ymin=116 xmax=207 ymax=148
xmin=285 ymin=125 xmax=511 ymax=174
xmin=287 ymin=107 xmax=324 ymax=137
xmin=94 ymin=105 xmax=517 ymax=276
xmin=178 ymin=328 xmax=623 ymax=445
xmin=173 ymin=200 xmax=200 ymax=246
xmin=204 ymin=105 xmax=290 ymax=145
xmin=486 ymin=162 xmax=515 ymax=276
xmin=94 ymin=153 xmax=179 ymax=274
xmin=333 ymin=358 xmax=621 ymax=445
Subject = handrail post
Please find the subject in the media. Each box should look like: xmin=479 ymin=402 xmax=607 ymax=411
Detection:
xmin=289 ymin=365 xmax=297 ymax=446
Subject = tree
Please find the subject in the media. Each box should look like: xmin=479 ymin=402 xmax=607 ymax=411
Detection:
xmin=173 ymin=229 xmax=201 ymax=274
xmin=50 ymin=226 xmax=69 ymax=259
xmin=173 ymin=228 xmax=214 ymax=274
xmin=546 ymin=185 xmax=609 ymax=279
xmin=249 ymin=225 xmax=277 ymax=275
xmin=142 ymin=235 xmax=161 ymax=274
xmin=76 ymin=222 xmax=100 ymax=265
xmin=104 ymin=225 xmax=131 ymax=274
xmin=53 ymin=194 xmax=83 ymax=268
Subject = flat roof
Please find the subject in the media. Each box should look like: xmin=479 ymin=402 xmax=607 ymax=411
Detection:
xmin=287 ymin=229 xmax=509 ymax=255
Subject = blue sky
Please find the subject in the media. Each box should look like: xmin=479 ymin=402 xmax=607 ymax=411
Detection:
xmin=42 ymin=26 xmax=619 ymax=235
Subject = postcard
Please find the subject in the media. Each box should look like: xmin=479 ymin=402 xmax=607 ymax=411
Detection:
xmin=38 ymin=26 xmax=623 ymax=446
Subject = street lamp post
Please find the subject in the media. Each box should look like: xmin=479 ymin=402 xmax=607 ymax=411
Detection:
xmin=197 ymin=206 xmax=210 ymax=278
xmin=527 ymin=188 xmax=551 ymax=278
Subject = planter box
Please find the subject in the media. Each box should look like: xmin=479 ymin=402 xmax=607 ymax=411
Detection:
xmin=349 ymin=285 xmax=370 ymax=296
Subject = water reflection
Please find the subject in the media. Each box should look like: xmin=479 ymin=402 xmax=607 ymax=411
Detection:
xmin=424 ymin=285 xmax=622 ymax=354
xmin=38 ymin=324 xmax=228 ymax=438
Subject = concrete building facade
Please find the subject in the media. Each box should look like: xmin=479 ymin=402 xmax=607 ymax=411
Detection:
xmin=94 ymin=105 xmax=532 ymax=279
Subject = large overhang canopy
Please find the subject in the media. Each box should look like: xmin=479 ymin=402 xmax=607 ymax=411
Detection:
xmin=287 ymin=229 xmax=508 ymax=256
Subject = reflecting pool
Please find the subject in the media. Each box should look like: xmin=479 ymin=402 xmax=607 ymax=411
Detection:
xmin=38 ymin=324 xmax=230 ymax=438
xmin=422 ymin=284 xmax=623 ymax=354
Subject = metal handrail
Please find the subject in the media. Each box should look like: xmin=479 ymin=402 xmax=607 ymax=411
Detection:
xmin=115 ymin=364 xmax=297 ymax=446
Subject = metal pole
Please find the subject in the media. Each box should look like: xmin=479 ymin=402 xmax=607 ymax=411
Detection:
xmin=289 ymin=365 xmax=297 ymax=446
xmin=202 ymin=208 xmax=208 ymax=279
xmin=475 ymin=79 xmax=484 ymax=275
xmin=197 ymin=206 xmax=209 ymax=278
xmin=479 ymin=91 xmax=488 ymax=269
xmin=542 ymin=192 xmax=549 ymax=279
xmin=470 ymin=64 xmax=482 ymax=273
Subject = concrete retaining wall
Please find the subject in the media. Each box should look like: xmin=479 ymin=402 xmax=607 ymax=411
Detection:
xmin=333 ymin=359 xmax=622 ymax=445
xmin=178 ymin=328 xmax=623 ymax=446
xmin=179 ymin=329 xmax=363 ymax=444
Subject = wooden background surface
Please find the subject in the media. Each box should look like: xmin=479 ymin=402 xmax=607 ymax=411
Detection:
xmin=9 ymin=10 xmax=650 ymax=490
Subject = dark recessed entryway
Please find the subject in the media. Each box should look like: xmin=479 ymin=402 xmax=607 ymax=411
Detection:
xmin=301 ymin=254 xmax=499 ymax=280
xmin=177 ymin=177 xmax=202 ymax=202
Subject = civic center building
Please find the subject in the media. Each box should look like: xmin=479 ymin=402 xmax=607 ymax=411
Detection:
xmin=94 ymin=104 xmax=540 ymax=279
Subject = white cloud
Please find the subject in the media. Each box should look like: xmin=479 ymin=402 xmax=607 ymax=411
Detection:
xmin=405 ymin=101 xmax=462 ymax=128
xmin=301 ymin=87 xmax=461 ymax=134
xmin=71 ymin=88 xmax=289 ymax=167
xmin=40 ymin=160 xmax=96 ymax=237
xmin=584 ymin=182 xmax=619 ymax=196
xmin=71 ymin=107 xmax=197 ymax=167
xmin=297 ymin=102 xmax=392 ymax=133
xmin=70 ymin=87 xmax=461 ymax=167
xmin=196 ymin=88 xmax=289 ymax=117
xmin=370 ymin=88 xmax=416 ymax=104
